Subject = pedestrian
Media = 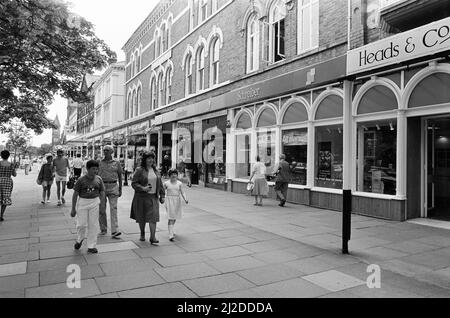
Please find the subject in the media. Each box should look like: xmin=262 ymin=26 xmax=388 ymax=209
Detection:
xmin=130 ymin=151 xmax=165 ymax=244
xmin=38 ymin=154 xmax=54 ymax=204
xmin=125 ymin=155 xmax=134 ymax=186
xmin=53 ymin=149 xmax=71 ymax=206
xmin=248 ymin=156 xmax=269 ymax=206
xmin=98 ymin=145 xmax=123 ymax=239
xmin=273 ymin=154 xmax=292 ymax=207
xmin=23 ymin=156 xmax=30 ymax=175
xmin=0 ymin=150 xmax=17 ymax=222
xmin=164 ymin=169 xmax=188 ymax=242
xmin=72 ymin=154 xmax=84 ymax=179
xmin=71 ymin=160 xmax=106 ymax=254
xmin=161 ymin=154 xmax=171 ymax=178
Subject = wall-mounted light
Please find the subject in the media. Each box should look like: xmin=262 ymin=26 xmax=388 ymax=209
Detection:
xmin=338 ymin=128 xmax=342 ymax=134
xmin=376 ymin=125 xmax=381 ymax=131
xmin=389 ymin=122 xmax=395 ymax=131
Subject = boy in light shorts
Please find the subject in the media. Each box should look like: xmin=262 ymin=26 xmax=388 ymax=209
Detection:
xmin=71 ymin=160 xmax=106 ymax=254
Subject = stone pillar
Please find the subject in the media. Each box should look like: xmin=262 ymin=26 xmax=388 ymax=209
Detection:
xmin=343 ymin=80 xmax=353 ymax=190
xmin=396 ymin=110 xmax=407 ymax=200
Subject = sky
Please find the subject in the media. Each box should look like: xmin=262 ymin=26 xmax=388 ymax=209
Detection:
xmin=27 ymin=0 xmax=160 ymax=147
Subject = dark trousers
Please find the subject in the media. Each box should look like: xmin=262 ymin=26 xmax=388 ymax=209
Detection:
xmin=124 ymin=171 xmax=129 ymax=185
xmin=275 ymin=182 xmax=289 ymax=201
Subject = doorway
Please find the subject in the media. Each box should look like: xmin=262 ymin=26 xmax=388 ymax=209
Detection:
xmin=424 ymin=117 xmax=450 ymax=221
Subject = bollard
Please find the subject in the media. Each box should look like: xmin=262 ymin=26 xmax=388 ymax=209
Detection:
xmin=342 ymin=189 xmax=352 ymax=254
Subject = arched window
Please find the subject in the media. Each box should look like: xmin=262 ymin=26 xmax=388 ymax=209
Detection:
xmin=199 ymin=0 xmax=208 ymax=24
xmin=298 ymin=0 xmax=319 ymax=53
xmin=150 ymin=78 xmax=157 ymax=110
xmin=236 ymin=112 xmax=252 ymax=130
xmin=196 ymin=47 xmax=205 ymax=91
xmin=133 ymin=90 xmax=138 ymax=118
xmin=165 ymin=67 xmax=173 ymax=105
xmin=315 ymin=95 xmax=343 ymax=120
xmin=409 ymin=72 xmax=450 ymax=108
xmin=161 ymin=24 xmax=167 ymax=53
xmin=269 ymin=0 xmax=286 ymax=63
xmin=131 ymin=54 xmax=135 ymax=77
xmin=247 ymin=14 xmax=260 ymax=73
xmin=257 ymin=108 xmax=277 ymax=127
xmin=136 ymin=87 xmax=141 ymax=116
xmin=358 ymin=85 xmax=398 ymax=114
xmin=210 ymin=38 xmax=220 ymax=86
xmin=211 ymin=0 xmax=218 ymax=13
xmin=135 ymin=50 xmax=140 ymax=74
xmin=157 ymin=72 xmax=165 ymax=107
xmin=127 ymin=93 xmax=132 ymax=119
xmin=283 ymin=102 xmax=309 ymax=124
xmin=185 ymin=55 xmax=193 ymax=96
xmin=154 ymin=30 xmax=160 ymax=58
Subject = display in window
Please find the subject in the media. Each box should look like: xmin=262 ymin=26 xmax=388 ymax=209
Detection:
xmin=282 ymin=129 xmax=307 ymax=185
xmin=315 ymin=125 xmax=343 ymax=189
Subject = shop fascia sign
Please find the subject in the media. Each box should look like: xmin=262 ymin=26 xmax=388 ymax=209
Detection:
xmin=237 ymin=87 xmax=262 ymax=102
xmin=128 ymin=121 xmax=149 ymax=135
xmin=347 ymin=16 xmax=450 ymax=75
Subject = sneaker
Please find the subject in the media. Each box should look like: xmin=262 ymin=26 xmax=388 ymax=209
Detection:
xmin=57 ymin=200 xmax=62 ymax=206
xmin=87 ymin=248 xmax=98 ymax=254
xmin=61 ymin=197 xmax=66 ymax=204
xmin=99 ymin=230 xmax=107 ymax=236
xmin=111 ymin=232 xmax=122 ymax=239
xmin=41 ymin=201 xmax=45 ymax=204
xmin=46 ymin=200 xmax=51 ymax=204
xmin=74 ymin=239 xmax=84 ymax=250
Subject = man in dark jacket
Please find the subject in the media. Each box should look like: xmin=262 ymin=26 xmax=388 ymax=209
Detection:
xmin=273 ymin=154 xmax=292 ymax=207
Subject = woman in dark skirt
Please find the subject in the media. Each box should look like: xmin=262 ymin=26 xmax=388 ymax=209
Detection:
xmin=131 ymin=151 xmax=165 ymax=244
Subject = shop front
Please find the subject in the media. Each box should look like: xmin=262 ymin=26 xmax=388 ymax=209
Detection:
xmin=127 ymin=121 xmax=149 ymax=168
xmin=348 ymin=16 xmax=450 ymax=221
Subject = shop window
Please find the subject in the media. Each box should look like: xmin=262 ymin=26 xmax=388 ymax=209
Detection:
xmin=358 ymin=85 xmax=398 ymax=115
xmin=315 ymin=125 xmax=343 ymax=189
xmin=283 ymin=129 xmax=308 ymax=185
xmin=409 ymin=73 xmax=450 ymax=108
xmin=257 ymin=108 xmax=277 ymax=128
xmin=357 ymin=121 xmax=397 ymax=195
xmin=315 ymin=95 xmax=343 ymax=120
xmin=283 ymin=102 xmax=309 ymax=124
xmin=247 ymin=14 xmax=260 ymax=73
xmin=269 ymin=0 xmax=286 ymax=63
xmin=298 ymin=0 xmax=319 ymax=53
xmin=257 ymin=130 xmax=276 ymax=175
xmin=236 ymin=112 xmax=252 ymax=130
xmin=236 ymin=134 xmax=251 ymax=178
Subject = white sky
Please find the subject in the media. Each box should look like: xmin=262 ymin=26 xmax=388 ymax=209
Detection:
xmin=26 ymin=0 xmax=159 ymax=147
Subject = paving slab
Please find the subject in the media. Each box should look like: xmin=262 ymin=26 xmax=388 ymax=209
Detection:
xmin=25 ymin=278 xmax=101 ymax=298
xmin=199 ymin=246 xmax=253 ymax=260
xmin=303 ymin=270 xmax=366 ymax=292
xmin=251 ymin=249 xmax=300 ymax=264
xmin=99 ymin=258 xmax=161 ymax=276
xmin=84 ymin=250 xmax=140 ymax=265
xmin=380 ymin=259 xmax=434 ymax=277
xmin=94 ymin=270 xmax=165 ymax=293
xmin=153 ymin=252 xmax=210 ymax=267
xmin=399 ymin=251 xmax=450 ymax=270
xmin=27 ymin=256 xmax=87 ymax=273
xmin=97 ymin=241 xmax=140 ymax=253
xmin=118 ymin=282 xmax=198 ymax=298
xmin=133 ymin=245 xmax=186 ymax=258
xmin=384 ymin=241 xmax=440 ymax=254
xmin=0 ymin=261 xmax=27 ymax=277
xmin=183 ymin=273 xmax=256 ymax=297
xmin=39 ymin=264 xmax=104 ymax=286
xmin=0 ymin=290 xmax=25 ymax=298
xmin=0 ymin=273 xmax=39 ymax=292
xmin=250 ymin=278 xmax=329 ymax=298
xmin=155 ymin=262 xmax=220 ymax=282
xmin=237 ymin=263 xmax=304 ymax=286
xmin=207 ymin=255 xmax=267 ymax=273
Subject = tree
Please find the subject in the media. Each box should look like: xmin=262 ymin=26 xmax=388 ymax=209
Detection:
xmin=5 ymin=119 xmax=32 ymax=162
xmin=0 ymin=0 xmax=117 ymax=134
xmin=38 ymin=143 xmax=53 ymax=156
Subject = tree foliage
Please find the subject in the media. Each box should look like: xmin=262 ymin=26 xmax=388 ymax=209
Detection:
xmin=5 ymin=119 xmax=33 ymax=160
xmin=0 ymin=0 xmax=117 ymax=134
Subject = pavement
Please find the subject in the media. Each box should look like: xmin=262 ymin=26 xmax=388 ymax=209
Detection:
xmin=0 ymin=167 xmax=449 ymax=298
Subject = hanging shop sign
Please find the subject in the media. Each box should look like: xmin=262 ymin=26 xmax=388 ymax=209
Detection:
xmin=348 ymin=16 xmax=450 ymax=75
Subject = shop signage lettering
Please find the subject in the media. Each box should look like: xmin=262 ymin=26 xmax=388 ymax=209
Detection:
xmin=238 ymin=88 xmax=261 ymax=102
xmin=282 ymin=132 xmax=308 ymax=146
xmin=348 ymin=16 xmax=450 ymax=75
xmin=129 ymin=122 xmax=148 ymax=134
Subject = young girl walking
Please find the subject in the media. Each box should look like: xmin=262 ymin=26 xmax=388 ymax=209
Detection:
xmin=38 ymin=155 xmax=54 ymax=204
xmin=164 ymin=169 xmax=188 ymax=241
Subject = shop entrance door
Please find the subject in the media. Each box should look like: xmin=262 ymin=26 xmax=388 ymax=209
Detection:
xmin=424 ymin=117 xmax=450 ymax=221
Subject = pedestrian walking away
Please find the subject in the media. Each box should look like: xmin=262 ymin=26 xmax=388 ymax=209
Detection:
xmin=53 ymin=149 xmax=71 ymax=206
xmin=98 ymin=145 xmax=123 ymax=239
xmin=72 ymin=154 xmax=84 ymax=179
xmin=124 ymin=155 xmax=134 ymax=186
xmin=38 ymin=154 xmax=54 ymax=204
xmin=164 ymin=169 xmax=188 ymax=242
xmin=23 ymin=157 xmax=30 ymax=176
xmin=248 ymin=156 xmax=269 ymax=206
xmin=71 ymin=160 xmax=106 ymax=254
xmin=0 ymin=151 xmax=17 ymax=222
xmin=130 ymin=151 xmax=165 ymax=244
xmin=273 ymin=154 xmax=292 ymax=207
